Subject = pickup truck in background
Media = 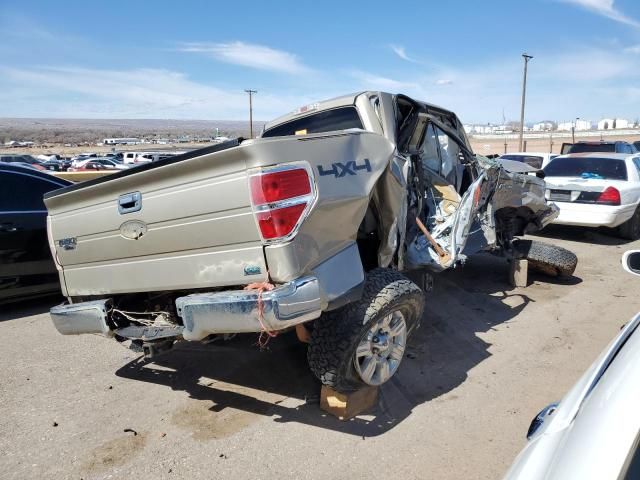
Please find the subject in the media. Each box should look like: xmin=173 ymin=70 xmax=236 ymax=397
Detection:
xmin=561 ymin=141 xmax=638 ymax=155
xmin=44 ymin=91 xmax=575 ymax=391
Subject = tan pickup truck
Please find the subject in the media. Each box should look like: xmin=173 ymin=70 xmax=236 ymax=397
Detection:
xmin=45 ymin=92 xmax=574 ymax=391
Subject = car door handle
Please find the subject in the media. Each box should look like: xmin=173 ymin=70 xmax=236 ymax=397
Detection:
xmin=0 ymin=223 xmax=18 ymax=232
xmin=118 ymin=191 xmax=142 ymax=214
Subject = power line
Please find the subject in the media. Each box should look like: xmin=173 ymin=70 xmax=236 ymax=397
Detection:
xmin=244 ymin=89 xmax=257 ymax=139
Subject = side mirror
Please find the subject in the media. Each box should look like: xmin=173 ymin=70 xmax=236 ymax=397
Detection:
xmin=622 ymin=250 xmax=640 ymax=276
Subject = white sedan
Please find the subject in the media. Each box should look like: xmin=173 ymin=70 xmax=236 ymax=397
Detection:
xmin=543 ymin=153 xmax=640 ymax=239
xmin=504 ymin=251 xmax=640 ymax=479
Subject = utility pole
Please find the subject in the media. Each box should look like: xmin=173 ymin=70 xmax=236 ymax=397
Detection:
xmin=518 ymin=53 xmax=533 ymax=152
xmin=244 ymin=89 xmax=257 ymax=138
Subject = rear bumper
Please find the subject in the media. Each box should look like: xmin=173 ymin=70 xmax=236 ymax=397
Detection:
xmin=176 ymin=276 xmax=322 ymax=340
xmin=552 ymin=202 xmax=635 ymax=228
xmin=49 ymin=277 xmax=322 ymax=340
xmin=50 ymin=299 xmax=113 ymax=336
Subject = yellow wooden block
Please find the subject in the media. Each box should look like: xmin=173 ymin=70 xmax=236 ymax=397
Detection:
xmin=509 ymin=258 xmax=528 ymax=287
xmin=320 ymin=385 xmax=378 ymax=421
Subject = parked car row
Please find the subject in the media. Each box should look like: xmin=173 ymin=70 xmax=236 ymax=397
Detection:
xmin=122 ymin=151 xmax=185 ymax=164
xmin=1 ymin=150 xmax=187 ymax=174
xmin=68 ymin=157 xmax=130 ymax=172
xmin=500 ymin=141 xmax=640 ymax=239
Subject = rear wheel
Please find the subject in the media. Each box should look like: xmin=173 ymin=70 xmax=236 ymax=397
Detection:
xmin=512 ymin=239 xmax=577 ymax=277
xmin=307 ymin=269 xmax=424 ymax=392
xmin=618 ymin=207 xmax=640 ymax=240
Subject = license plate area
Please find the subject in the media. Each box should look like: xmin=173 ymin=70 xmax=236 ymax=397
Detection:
xmin=549 ymin=189 xmax=572 ymax=202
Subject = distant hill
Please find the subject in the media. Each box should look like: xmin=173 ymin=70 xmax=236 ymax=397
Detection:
xmin=0 ymin=118 xmax=267 ymax=144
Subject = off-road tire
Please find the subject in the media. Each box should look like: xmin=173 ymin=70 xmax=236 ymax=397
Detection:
xmin=618 ymin=207 xmax=640 ymax=240
xmin=307 ymin=268 xmax=424 ymax=392
xmin=512 ymin=239 xmax=577 ymax=277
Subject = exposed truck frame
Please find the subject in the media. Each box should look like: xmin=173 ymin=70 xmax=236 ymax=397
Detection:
xmin=45 ymin=92 xmax=573 ymax=391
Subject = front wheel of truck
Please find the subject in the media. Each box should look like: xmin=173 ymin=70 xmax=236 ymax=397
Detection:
xmin=307 ymin=269 xmax=424 ymax=392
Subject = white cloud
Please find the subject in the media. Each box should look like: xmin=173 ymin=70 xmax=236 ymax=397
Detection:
xmin=389 ymin=44 xmax=419 ymax=63
xmin=347 ymin=45 xmax=640 ymax=124
xmin=177 ymin=41 xmax=311 ymax=74
xmin=541 ymin=49 xmax=632 ymax=81
xmin=350 ymin=70 xmax=420 ymax=91
xmin=624 ymin=44 xmax=640 ymax=53
xmin=560 ymin=0 xmax=640 ymax=27
xmin=0 ymin=66 xmax=309 ymax=119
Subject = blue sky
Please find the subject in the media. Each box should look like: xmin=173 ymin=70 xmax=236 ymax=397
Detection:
xmin=1 ymin=0 xmax=639 ymax=124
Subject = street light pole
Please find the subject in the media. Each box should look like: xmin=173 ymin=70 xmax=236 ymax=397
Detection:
xmin=518 ymin=53 xmax=533 ymax=152
xmin=572 ymin=117 xmax=580 ymax=144
xmin=244 ymin=89 xmax=257 ymax=139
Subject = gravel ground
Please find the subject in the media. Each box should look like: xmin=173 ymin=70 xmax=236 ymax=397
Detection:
xmin=1 ymin=226 xmax=639 ymax=480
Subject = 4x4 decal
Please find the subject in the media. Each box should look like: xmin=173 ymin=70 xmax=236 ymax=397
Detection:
xmin=318 ymin=159 xmax=371 ymax=178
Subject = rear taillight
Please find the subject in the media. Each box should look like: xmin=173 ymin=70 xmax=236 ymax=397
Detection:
xmin=249 ymin=165 xmax=315 ymax=242
xmin=596 ymin=187 xmax=621 ymax=205
xmin=249 ymin=168 xmax=311 ymax=204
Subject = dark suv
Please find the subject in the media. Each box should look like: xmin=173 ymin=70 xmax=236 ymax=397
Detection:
xmin=565 ymin=141 xmax=638 ymax=154
xmin=0 ymin=164 xmax=70 ymax=303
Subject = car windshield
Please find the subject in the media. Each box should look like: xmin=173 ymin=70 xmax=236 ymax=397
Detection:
xmin=262 ymin=106 xmax=364 ymax=138
xmin=544 ymin=157 xmax=627 ymax=180
xmin=569 ymin=143 xmax=616 ymax=153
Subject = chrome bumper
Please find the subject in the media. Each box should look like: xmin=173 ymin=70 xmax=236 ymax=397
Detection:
xmin=176 ymin=276 xmax=322 ymax=340
xmin=50 ymin=277 xmax=323 ymax=340
xmin=539 ymin=203 xmax=560 ymax=228
xmin=50 ymin=299 xmax=113 ymax=336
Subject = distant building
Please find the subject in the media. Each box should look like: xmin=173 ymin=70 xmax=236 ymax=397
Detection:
xmin=4 ymin=140 xmax=34 ymax=147
xmin=532 ymin=122 xmax=554 ymax=132
xmin=557 ymin=120 xmax=591 ymax=131
xmin=103 ymin=137 xmax=141 ymax=145
xmin=598 ymin=118 xmax=630 ymax=130
xmin=576 ymin=120 xmax=592 ymax=131
xmin=463 ymin=124 xmax=515 ymax=134
xmin=493 ymin=125 xmax=513 ymax=134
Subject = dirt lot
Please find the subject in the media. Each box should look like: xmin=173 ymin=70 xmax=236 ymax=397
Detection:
xmin=7 ymin=131 xmax=640 ymax=159
xmin=469 ymin=132 xmax=640 ymax=156
xmin=1 ymin=227 xmax=639 ymax=480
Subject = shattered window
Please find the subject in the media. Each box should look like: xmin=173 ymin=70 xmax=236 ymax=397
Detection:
xmin=436 ymin=127 xmax=459 ymax=179
xmin=420 ymin=124 xmax=441 ymax=173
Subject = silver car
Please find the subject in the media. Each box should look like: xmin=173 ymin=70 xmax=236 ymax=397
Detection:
xmin=504 ymin=250 xmax=640 ymax=479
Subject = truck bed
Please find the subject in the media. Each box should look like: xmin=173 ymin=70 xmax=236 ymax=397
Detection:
xmin=45 ymin=140 xmax=268 ymax=296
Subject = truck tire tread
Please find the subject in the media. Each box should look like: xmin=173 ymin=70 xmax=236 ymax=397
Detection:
xmin=307 ymin=268 xmax=424 ymax=392
xmin=513 ymin=239 xmax=577 ymax=277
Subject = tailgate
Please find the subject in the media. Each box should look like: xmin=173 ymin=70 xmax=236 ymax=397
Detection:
xmin=44 ymin=142 xmax=267 ymax=296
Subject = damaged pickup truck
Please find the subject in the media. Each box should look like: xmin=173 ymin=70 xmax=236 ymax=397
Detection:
xmin=45 ymin=91 xmax=575 ymax=391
